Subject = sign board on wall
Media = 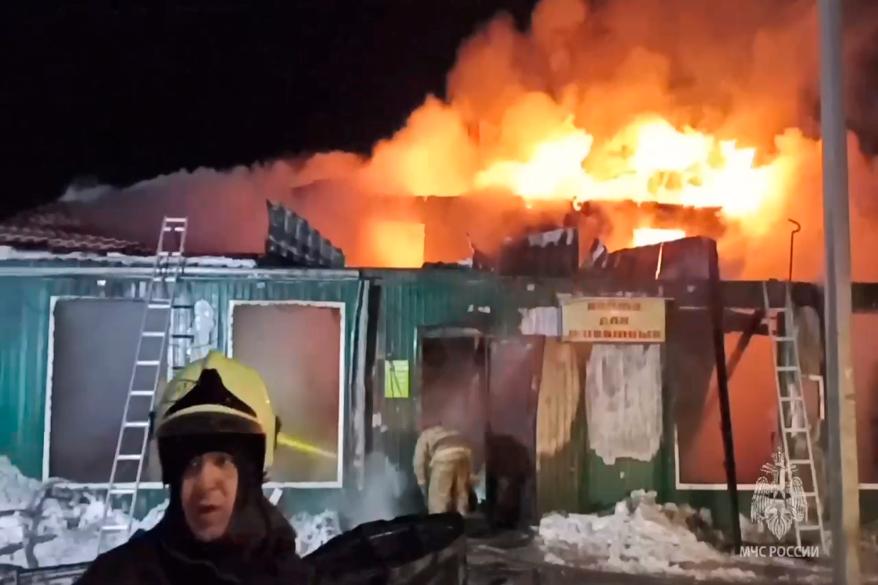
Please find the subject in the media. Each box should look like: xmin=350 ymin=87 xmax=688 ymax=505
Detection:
xmin=561 ymin=297 xmax=666 ymax=343
xmin=384 ymin=360 xmax=410 ymax=398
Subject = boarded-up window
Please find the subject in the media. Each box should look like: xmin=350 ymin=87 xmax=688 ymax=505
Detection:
xmin=229 ymin=302 xmax=343 ymax=486
xmin=46 ymin=299 xmax=165 ymax=484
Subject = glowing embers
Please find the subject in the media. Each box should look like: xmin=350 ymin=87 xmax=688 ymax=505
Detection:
xmin=632 ymin=227 xmax=687 ymax=247
xmin=363 ymin=220 xmax=426 ymax=268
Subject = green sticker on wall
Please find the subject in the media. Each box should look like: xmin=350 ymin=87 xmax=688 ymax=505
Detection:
xmin=384 ymin=360 xmax=410 ymax=399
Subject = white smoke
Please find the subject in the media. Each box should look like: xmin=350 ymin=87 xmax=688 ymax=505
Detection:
xmin=340 ymin=452 xmax=408 ymax=527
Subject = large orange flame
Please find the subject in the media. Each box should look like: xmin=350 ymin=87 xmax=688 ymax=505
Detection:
xmin=298 ymin=0 xmax=855 ymax=275
xmin=472 ymin=115 xmax=791 ymax=246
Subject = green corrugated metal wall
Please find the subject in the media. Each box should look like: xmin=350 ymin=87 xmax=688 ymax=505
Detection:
xmin=0 ymin=270 xmax=362 ymax=515
xmin=0 ymin=266 xmax=669 ymax=517
xmin=370 ymin=271 xmax=499 ymax=499
xmin=368 ymin=270 xmax=668 ymax=514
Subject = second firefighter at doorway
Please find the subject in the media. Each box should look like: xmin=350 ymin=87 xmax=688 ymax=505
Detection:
xmin=413 ymin=424 xmax=477 ymax=515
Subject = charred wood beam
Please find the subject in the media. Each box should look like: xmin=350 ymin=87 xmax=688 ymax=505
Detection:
xmin=726 ymin=309 xmax=766 ymax=381
xmin=361 ymin=269 xmax=878 ymax=313
xmin=707 ymin=241 xmax=742 ymax=553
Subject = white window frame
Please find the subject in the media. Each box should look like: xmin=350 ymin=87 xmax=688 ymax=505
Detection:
xmin=43 ymin=295 xmax=164 ymax=489
xmin=227 ymin=299 xmax=346 ymax=489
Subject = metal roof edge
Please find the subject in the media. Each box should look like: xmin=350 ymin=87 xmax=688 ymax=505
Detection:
xmin=0 ymin=265 xmax=362 ymax=280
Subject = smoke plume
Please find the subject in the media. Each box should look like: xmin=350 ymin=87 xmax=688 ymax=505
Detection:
xmin=57 ymin=0 xmax=878 ymax=279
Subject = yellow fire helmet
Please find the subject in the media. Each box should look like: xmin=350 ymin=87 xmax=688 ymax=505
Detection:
xmin=154 ymin=350 xmax=278 ymax=472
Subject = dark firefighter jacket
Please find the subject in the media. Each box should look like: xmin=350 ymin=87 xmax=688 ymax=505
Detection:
xmin=75 ymin=497 xmax=315 ymax=585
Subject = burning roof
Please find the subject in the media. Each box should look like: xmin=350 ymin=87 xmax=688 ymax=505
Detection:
xmin=14 ymin=0 xmax=878 ymax=280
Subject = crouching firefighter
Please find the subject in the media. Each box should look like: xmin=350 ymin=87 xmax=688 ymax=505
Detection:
xmin=77 ymin=351 xmax=314 ymax=585
xmin=413 ymin=423 xmax=473 ymax=516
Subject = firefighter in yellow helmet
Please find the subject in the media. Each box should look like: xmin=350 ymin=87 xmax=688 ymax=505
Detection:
xmin=413 ymin=421 xmax=474 ymax=516
xmin=77 ymin=351 xmax=313 ymax=585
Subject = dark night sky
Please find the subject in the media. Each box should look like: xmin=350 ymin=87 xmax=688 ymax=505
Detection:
xmin=1 ymin=1 xmax=536 ymax=218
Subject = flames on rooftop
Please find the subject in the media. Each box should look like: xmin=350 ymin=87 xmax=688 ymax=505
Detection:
xmin=40 ymin=0 xmax=878 ymax=281
xmin=285 ymin=0 xmax=831 ymax=276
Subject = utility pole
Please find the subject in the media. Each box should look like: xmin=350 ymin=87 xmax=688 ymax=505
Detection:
xmin=818 ymin=0 xmax=861 ymax=582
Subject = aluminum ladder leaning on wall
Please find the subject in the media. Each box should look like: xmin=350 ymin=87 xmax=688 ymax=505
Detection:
xmin=761 ymin=280 xmax=827 ymax=553
xmin=96 ymin=217 xmax=194 ymax=556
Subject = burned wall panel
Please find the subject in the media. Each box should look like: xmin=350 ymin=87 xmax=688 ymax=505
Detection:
xmin=672 ymin=309 xmax=778 ymax=485
xmin=486 ymin=336 xmax=544 ymax=528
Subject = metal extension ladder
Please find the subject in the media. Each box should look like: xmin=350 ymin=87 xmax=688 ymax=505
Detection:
xmin=96 ymin=217 xmax=194 ymax=555
xmin=761 ymin=280 xmax=827 ymax=552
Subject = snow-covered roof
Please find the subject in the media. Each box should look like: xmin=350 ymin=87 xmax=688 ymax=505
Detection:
xmin=0 ymin=245 xmax=361 ymax=280
xmin=0 ymin=205 xmax=150 ymax=255
xmin=0 ymin=246 xmax=257 ymax=269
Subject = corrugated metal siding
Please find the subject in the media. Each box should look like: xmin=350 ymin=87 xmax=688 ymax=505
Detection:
xmin=536 ymin=340 xmax=588 ymax=515
xmin=0 ymin=271 xmax=360 ymax=512
xmin=372 ymin=271 xmax=501 ymax=479
xmin=370 ymin=271 xmax=670 ymax=514
xmin=0 ymin=278 xmax=53 ymax=478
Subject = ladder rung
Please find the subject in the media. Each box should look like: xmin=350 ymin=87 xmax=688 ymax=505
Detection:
xmin=797 ymin=524 xmax=823 ymax=531
xmin=158 ymin=251 xmax=183 ymax=258
xmin=136 ymin=360 xmax=160 ymax=367
xmin=148 ymin=302 xmax=171 ymax=310
xmin=785 ymin=427 xmax=808 ymax=433
xmin=164 ymin=217 xmax=187 ymax=223
xmin=777 ymin=366 xmax=799 ymax=372
xmin=789 ymin=459 xmax=811 ymax=465
xmin=130 ymin=390 xmax=155 ymax=396
xmin=142 ymin=331 xmax=165 ymax=338
xmin=124 ymin=421 xmax=150 ymax=428
xmin=116 ymin=455 xmax=142 ymax=461
xmin=100 ymin=525 xmax=130 ymax=532
xmin=109 ymin=487 xmax=136 ymax=495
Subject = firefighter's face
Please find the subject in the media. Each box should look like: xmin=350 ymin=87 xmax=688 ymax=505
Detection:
xmin=180 ymin=451 xmax=238 ymax=542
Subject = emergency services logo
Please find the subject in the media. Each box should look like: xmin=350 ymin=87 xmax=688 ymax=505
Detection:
xmin=750 ymin=448 xmax=806 ymax=540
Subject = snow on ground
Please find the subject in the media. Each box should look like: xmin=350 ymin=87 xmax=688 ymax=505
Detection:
xmin=539 ymin=490 xmax=764 ymax=581
xmin=290 ymin=510 xmax=341 ymax=556
xmin=0 ymin=457 xmax=339 ymax=569
xmin=0 ymin=457 xmax=42 ymax=512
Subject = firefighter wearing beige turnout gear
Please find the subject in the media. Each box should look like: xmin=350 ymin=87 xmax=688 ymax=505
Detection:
xmin=413 ymin=425 xmax=473 ymax=515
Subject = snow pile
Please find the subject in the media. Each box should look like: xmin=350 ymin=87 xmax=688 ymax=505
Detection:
xmin=539 ymin=490 xmax=756 ymax=581
xmin=290 ymin=510 xmax=341 ymax=556
xmin=134 ymin=499 xmax=168 ymax=532
xmin=0 ymin=457 xmax=170 ymax=568
xmin=0 ymin=457 xmax=345 ymax=568
xmin=0 ymin=457 xmax=42 ymax=512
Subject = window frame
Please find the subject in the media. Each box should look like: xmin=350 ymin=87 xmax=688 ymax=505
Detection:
xmin=43 ymin=295 xmax=164 ymax=489
xmin=227 ymin=299 xmax=346 ymax=489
